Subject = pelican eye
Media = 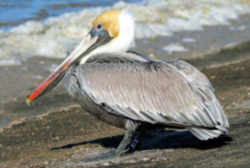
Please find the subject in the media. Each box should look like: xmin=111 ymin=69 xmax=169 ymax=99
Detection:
xmin=97 ymin=24 xmax=103 ymax=30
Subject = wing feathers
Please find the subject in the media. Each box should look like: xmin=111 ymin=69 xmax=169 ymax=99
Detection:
xmin=73 ymin=56 xmax=229 ymax=139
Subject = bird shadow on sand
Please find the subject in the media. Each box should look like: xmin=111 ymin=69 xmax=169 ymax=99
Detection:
xmin=51 ymin=129 xmax=232 ymax=151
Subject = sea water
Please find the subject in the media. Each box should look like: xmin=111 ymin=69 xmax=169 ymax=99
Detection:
xmin=0 ymin=0 xmax=250 ymax=66
xmin=0 ymin=0 xmax=141 ymax=30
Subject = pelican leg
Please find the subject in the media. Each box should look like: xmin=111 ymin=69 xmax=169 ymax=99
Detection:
xmin=81 ymin=120 xmax=141 ymax=162
xmin=115 ymin=127 xmax=141 ymax=155
xmin=114 ymin=120 xmax=143 ymax=156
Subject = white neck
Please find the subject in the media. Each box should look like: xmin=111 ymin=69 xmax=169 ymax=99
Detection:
xmin=80 ymin=10 xmax=135 ymax=64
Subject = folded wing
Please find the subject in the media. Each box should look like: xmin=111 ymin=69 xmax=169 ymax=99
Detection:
xmin=74 ymin=54 xmax=229 ymax=140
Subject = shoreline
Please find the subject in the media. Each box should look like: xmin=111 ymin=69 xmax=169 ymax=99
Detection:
xmin=0 ymin=0 xmax=250 ymax=65
xmin=0 ymin=0 xmax=141 ymax=31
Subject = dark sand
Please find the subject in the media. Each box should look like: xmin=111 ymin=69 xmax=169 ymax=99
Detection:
xmin=1 ymin=15 xmax=250 ymax=168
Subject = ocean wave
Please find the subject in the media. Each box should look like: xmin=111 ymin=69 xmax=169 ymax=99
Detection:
xmin=0 ymin=0 xmax=250 ymax=65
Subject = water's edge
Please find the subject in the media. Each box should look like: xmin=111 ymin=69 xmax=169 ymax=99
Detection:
xmin=0 ymin=0 xmax=250 ymax=66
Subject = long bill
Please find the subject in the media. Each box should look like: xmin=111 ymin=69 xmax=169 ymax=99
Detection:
xmin=26 ymin=35 xmax=98 ymax=105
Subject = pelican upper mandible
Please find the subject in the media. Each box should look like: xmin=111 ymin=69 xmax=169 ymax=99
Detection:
xmin=26 ymin=9 xmax=229 ymax=159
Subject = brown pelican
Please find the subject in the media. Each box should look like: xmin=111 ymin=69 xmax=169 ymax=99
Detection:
xmin=26 ymin=9 xmax=229 ymax=158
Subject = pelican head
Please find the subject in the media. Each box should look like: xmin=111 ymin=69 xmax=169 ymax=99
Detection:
xmin=26 ymin=9 xmax=135 ymax=104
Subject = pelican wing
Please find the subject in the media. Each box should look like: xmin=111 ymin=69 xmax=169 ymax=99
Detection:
xmin=72 ymin=54 xmax=229 ymax=139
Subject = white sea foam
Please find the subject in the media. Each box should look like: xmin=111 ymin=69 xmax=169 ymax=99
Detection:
xmin=0 ymin=0 xmax=250 ymax=63
xmin=0 ymin=58 xmax=22 ymax=66
xmin=224 ymin=42 xmax=240 ymax=48
xmin=163 ymin=44 xmax=188 ymax=54
xmin=31 ymin=75 xmax=44 ymax=80
xmin=182 ymin=38 xmax=196 ymax=43
xmin=230 ymin=25 xmax=247 ymax=31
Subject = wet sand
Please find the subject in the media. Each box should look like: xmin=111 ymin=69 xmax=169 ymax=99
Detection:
xmin=1 ymin=15 xmax=250 ymax=168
